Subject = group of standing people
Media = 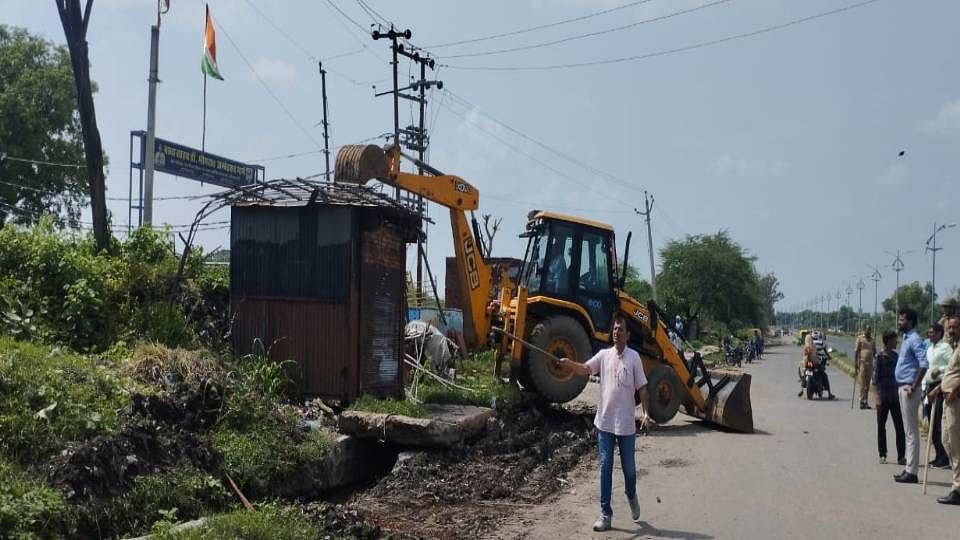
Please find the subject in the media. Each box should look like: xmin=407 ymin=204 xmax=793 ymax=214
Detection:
xmin=853 ymin=302 xmax=960 ymax=506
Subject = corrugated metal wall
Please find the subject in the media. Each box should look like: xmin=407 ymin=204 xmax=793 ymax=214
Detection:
xmin=358 ymin=223 xmax=405 ymax=395
xmin=231 ymin=204 xmax=411 ymax=401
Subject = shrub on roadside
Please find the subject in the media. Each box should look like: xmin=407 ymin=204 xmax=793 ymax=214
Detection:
xmin=156 ymin=503 xmax=322 ymax=540
xmin=0 ymin=458 xmax=75 ymax=539
xmin=0 ymin=338 xmax=127 ymax=466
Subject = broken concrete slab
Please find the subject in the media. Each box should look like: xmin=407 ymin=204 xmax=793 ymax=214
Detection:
xmin=338 ymin=404 xmax=495 ymax=448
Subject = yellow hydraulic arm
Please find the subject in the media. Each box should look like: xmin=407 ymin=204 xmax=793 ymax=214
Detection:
xmin=336 ymin=144 xmax=494 ymax=348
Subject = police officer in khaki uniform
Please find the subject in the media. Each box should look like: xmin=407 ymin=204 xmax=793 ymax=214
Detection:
xmin=855 ymin=326 xmax=876 ymax=409
xmin=934 ymin=315 xmax=960 ymax=505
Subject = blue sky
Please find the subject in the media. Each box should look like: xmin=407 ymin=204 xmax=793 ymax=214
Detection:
xmin=7 ymin=0 xmax=960 ymax=313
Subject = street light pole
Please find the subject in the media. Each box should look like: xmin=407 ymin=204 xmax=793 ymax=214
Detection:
xmin=926 ymin=222 xmax=957 ymax=323
xmin=857 ymin=278 xmax=865 ymax=332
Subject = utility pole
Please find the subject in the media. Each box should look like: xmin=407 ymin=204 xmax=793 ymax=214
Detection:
xmin=857 ymin=278 xmax=865 ymax=331
xmin=141 ymin=1 xmax=167 ymax=226
xmin=925 ymin=222 xmax=957 ymax=324
xmin=318 ymin=61 xmax=331 ymax=182
xmin=633 ymin=191 xmax=656 ymax=301
xmin=835 ymin=289 xmax=842 ymax=329
xmin=372 ymin=25 xmax=411 ymax=200
xmin=845 ymin=284 xmax=853 ymax=331
xmin=885 ymin=248 xmax=910 ymax=315
xmin=397 ymin=47 xmax=441 ymax=308
xmin=870 ymin=266 xmax=882 ymax=317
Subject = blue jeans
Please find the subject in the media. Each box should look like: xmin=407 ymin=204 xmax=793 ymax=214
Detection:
xmin=598 ymin=430 xmax=637 ymax=517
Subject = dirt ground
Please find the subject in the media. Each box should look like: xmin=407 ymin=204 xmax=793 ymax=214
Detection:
xmin=353 ymin=404 xmax=596 ymax=539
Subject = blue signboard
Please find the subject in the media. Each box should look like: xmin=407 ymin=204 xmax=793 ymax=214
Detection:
xmin=134 ymin=132 xmax=263 ymax=189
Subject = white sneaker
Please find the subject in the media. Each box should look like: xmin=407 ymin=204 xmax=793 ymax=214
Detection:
xmin=628 ymin=496 xmax=641 ymax=522
xmin=592 ymin=515 xmax=611 ymax=532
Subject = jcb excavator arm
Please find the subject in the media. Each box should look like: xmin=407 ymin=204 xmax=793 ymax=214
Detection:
xmin=335 ymin=144 xmax=494 ymax=348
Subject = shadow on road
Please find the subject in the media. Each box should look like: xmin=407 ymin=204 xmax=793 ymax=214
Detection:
xmin=612 ymin=521 xmax=714 ymax=539
xmin=647 ymin=422 xmax=710 ymax=438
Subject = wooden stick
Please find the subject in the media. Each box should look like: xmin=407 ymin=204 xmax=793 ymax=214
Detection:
xmin=403 ymin=354 xmax=475 ymax=393
xmin=922 ymin=396 xmax=942 ymax=495
xmin=225 ymin=472 xmax=255 ymax=512
xmin=491 ymin=327 xmax=563 ymax=363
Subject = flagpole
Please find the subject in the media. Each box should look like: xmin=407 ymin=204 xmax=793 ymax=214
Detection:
xmin=202 ymin=72 xmax=207 ymax=152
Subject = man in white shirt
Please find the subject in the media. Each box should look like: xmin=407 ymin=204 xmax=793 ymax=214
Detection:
xmin=561 ymin=316 xmax=650 ymax=531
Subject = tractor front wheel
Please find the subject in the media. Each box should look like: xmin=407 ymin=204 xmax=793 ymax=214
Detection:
xmin=524 ymin=315 xmax=592 ymax=403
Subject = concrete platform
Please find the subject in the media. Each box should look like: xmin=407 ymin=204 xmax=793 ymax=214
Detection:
xmin=338 ymin=404 xmax=495 ymax=448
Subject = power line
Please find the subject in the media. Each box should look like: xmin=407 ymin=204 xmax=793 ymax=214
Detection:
xmin=442 ymin=0 xmax=886 ymax=71
xmin=439 ymin=99 xmax=627 ymax=208
xmin=356 ymin=0 xmax=391 ymax=26
xmin=211 ymin=16 xmax=325 ymax=151
xmin=322 ymin=0 xmax=392 ymax=66
xmin=240 ymin=0 xmax=375 ymax=88
xmin=443 ymin=89 xmax=643 ymax=192
xmin=325 ymin=0 xmax=368 ymax=33
xmin=441 ymin=0 xmax=733 ymax=59
xmin=423 ymin=0 xmax=656 ymax=49
xmin=2 ymin=155 xmax=84 ymax=169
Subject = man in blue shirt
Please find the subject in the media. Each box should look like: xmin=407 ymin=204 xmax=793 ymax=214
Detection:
xmin=894 ymin=307 xmax=928 ymax=484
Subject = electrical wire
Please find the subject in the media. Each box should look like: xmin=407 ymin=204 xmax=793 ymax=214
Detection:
xmin=240 ymin=0 xmax=376 ymax=88
xmin=2 ymin=155 xmax=84 ymax=169
xmin=323 ymin=0 xmax=392 ymax=66
xmin=439 ymin=99 xmax=628 ymax=208
xmin=443 ymin=89 xmax=643 ymax=193
xmin=441 ymin=0 xmax=733 ymax=59
xmin=442 ymin=0 xmax=886 ymax=71
xmin=211 ymin=15 xmax=325 ymax=151
xmin=422 ymin=0 xmax=656 ymax=49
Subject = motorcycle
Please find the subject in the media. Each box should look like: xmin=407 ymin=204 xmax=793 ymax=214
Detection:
xmin=724 ymin=343 xmax=743 ymax=367
xmin=745 ymin=341 xmax=756 ymax=364
xmin=803 ymin=357 xmax=828 ymax=400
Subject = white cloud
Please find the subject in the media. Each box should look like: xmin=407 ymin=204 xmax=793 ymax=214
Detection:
xmin=251 ymin=57 xmax=298 ymax=87
xmin=713 ymin=154 xmax=790 ymax=177
xmin=921 ymin=98 xmax=960 ymax=135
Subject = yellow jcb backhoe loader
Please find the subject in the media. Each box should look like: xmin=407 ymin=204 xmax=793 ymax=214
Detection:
xmin=335 ymin=144 xmax=753 ymax=433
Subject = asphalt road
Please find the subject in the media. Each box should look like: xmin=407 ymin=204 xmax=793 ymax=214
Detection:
xmin=497 ymin=339 xmax=958 ymax=539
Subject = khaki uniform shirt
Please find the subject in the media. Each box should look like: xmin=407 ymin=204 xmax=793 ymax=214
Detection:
xmin=856 ymin=335 xmax=876 ymax=365
xmin=941 ymin=346 xmax=960 ymax=395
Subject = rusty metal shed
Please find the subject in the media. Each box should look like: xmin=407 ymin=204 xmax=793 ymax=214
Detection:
xmin=230 ymin=181 xmax=420 ymax=401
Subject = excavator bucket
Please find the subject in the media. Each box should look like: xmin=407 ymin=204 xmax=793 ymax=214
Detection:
xmin=334 ymin=144 xmax=387 ymax=184
xmin=691 ymin=369 xmax=754 ymax=433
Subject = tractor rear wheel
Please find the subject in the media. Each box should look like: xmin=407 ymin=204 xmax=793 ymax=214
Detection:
xmin=645 ymin=364 xmax=683 ymax=423
xmin=525 ymin=315 xmax=592 ymax=403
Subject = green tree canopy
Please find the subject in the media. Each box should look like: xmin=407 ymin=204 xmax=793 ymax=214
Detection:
xmin=621 ymin=262 xmax=653 ymax=302
xmin=882 ymin=281 xmax=938 ymax=325
xmin=0 ymin=24 xmax=91 ymax=227
xmin=657 ymin=230 xmax=768 ymax=329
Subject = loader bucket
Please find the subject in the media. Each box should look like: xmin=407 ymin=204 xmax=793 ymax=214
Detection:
xmin=693 ymin=369 xmax=754 ymax=433
xmin=334 ymin=144 xmax=387 ymax=184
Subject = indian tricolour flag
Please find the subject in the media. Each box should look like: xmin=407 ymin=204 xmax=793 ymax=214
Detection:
xmin=201 ymin=4 xmax=224 ymax=80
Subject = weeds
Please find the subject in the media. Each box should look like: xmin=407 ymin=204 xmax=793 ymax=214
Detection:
xmin=0 ymin=458 xmax=75 ymax=538
xmin=350 ymin=395 xmax=427 ymax=418
xmin=155 ymin=503 xmax=323 ymax=540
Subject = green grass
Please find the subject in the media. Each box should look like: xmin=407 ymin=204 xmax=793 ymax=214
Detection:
xmin=0 ymin=457 xmax=75 ymax=539
xmin=0 ymin=337 xmax=131 ymax=466
xmin=77 ymin=467 xmax=233 ymax=539
xmin=156 ymin=504 xmax=322 ymax=540
xmin=350 ymin=395 xmax=427 ymax=418
xmin=212 ymin=425 xmax=334 ymax=500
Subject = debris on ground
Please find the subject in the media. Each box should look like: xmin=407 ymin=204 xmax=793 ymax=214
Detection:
xmin=355 ymin=404 xmax=595 ymax=538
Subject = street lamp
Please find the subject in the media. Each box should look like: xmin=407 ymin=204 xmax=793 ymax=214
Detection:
xmin=869 ymin=265 xmax=882 ymax=317
xmin=884 ymin=248 xmax=914 ymax=315
xmin=925 ymin=221 xmax=957 ymax=323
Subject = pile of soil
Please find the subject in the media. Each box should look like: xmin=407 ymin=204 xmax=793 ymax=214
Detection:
xmin=301 ymin=501 xmax=417 ymax=540
xmin=47 ymin=386 xmax=222 ymax=500
xmin=356 ymin=405 xmax=595 ymax=538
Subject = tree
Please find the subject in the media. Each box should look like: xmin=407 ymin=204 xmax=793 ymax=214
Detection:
xmin=757 ymin=273 xmax=784 ymax=327
xmin=882 ymin=281 xmax=938 ymax=325
xmin=480 ymin=213 xmax=501 ymax=255
xmin=55 ymin=0 xmax=109 ymax=250
xmin=657 ymin=230 xmax=765 ymax=330
xmin=621 ymin=263 xmax=652 ymax=302
xmin=0 ymin=25 xmax=91 ymax=227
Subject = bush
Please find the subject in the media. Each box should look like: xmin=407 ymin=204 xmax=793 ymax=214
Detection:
xmin=212 ymin=425 xmax=333 ymax=500
xmin=0 ymin=338 xmax=128 ymax=466
xmin=0 ymin=221 xmax=228 ymax=352
xmin=0 ymin=458 xmax=75 ymax=539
